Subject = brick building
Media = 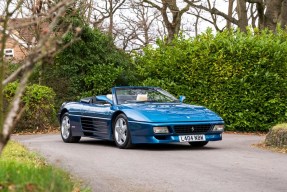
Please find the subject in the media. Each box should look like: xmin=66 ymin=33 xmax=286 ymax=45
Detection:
xmin=1 ymin=18 xmax=45 ymax=62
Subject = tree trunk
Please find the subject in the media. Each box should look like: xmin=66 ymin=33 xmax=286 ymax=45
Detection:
xmin=162 ymin=0 xmax=184 ymax=43
xmin=167 ymin=27 xmax=176 ymax=43
xmin=227 ymin=0 xmax=234 ymax=29
xmin=108 ymin=0 xmax=113 ymax=37
xmin=257 ymin=1 xmax=265 ymax=30
xmin=86 ymin=0 xmax=93 ymax=24
xmin=236 ymin=0 xmax=248 ymax=32
xmin=194 ymin=15 xmax=199 ymax=36
xmin=280 ymin=0 xmax=287 ymax=28
xmin=265 ymin=0 xmax=282 ymax=31
xmin=143 ymin=18 xmax=150 ymax=46
xmin=0 ymin=135 xmax=8 ymax=155
xmin=0 ymin=14 xmax=9 ymax=146
xmin=143 ymin=0 xmax=189 ymax=43
xmin=0 ymin=142 xmax=5 ymax=154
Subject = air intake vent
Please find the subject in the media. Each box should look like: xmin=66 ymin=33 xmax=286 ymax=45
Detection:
xmin=81 ymin=117 xmax=94 ymax=131
xmin=81 ymin=117 xmax=107 ymax=131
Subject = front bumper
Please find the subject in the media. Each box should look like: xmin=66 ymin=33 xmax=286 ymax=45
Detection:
xmin=128 ymin=121 xmax=224 ymax=144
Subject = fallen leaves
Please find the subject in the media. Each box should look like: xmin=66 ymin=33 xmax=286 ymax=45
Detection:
xmin=253 ymin=142 xmax=287 ymax=154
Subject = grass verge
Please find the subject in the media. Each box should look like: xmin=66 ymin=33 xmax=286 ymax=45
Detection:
xmin=0 ymin=141 xmax=90 ymax=192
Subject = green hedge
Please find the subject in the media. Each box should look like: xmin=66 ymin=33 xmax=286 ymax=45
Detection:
xmin=4 ymin=82 xmax=56 ymax=131
xmin=135 ymin=29 xmax=287 ymax=132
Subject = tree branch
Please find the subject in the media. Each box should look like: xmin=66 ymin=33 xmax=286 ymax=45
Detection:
xmin=246 ymin=0 xmax=263 ymax=3
xmin=143 ymin=0 xmax=161 ymax=11
xmin=0 ymin=0 xmax=79 ymax=155
xmin=184 ymin=0 xmax=239 ymax=25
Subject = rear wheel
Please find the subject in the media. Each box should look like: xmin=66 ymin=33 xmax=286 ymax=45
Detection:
xmin=189 ymin=141 xmax=209 ymax=147
xmin=61 ymin=112 xmax=81 ymax=143
xmin=113 ymin=114 xmax=132 ymax=149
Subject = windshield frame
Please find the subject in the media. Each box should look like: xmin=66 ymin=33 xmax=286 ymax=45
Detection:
xmin=114 ymin=87 xmax=179 ymax=105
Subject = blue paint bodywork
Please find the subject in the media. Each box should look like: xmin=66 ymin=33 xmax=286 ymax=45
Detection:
xmin=59 ymin=86 xmax=224 ymax=144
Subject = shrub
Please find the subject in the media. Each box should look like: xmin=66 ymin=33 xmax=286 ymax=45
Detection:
xmin=135 ymin=29 xmax=287 ymax=132
xmin=265 ymin=124 xmax=287 ymax=147
xmin=4 ymin=82 xmax=56 ymax=131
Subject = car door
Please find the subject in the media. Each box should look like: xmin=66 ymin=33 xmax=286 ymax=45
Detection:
xmin=81 ymin=102 xmax=113 ymax=139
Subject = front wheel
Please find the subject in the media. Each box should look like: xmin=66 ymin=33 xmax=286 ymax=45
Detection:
xmin=189 ymin=141 xmax=209 ymax=147
xmin=113 ymin=114 xmax=132 ymax=149
xmin=61 ymin=112 xmax=81 ymax=143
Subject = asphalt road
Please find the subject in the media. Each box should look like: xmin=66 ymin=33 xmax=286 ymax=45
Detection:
xmin=14 ymin=134 xmax=287 ymax=192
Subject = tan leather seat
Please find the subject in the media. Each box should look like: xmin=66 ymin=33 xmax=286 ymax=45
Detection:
xmin=136 ymin=94 xmax=148 ymax=101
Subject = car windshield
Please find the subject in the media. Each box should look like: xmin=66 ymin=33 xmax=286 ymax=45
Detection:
xmin=115 ymin=87 xmax=179 ymax=104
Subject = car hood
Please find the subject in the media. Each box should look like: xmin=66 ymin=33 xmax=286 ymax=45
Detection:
xmin=118 ymin=103 xmax=223 ymax=122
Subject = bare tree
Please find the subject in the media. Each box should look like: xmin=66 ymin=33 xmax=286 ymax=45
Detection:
xmin=184 ymin=0 xmax=287 ymax=32
xmin=92 ymin=0 xmax=127 ymax=37
xmin=205 ymin=0 xmax=226 ymax=31
xmin=184 ymin=0 xmax=241 ymax=30
xmin=116 ymin=0 xmax=162 ymax=51
xmin=76 ymin=0 xmax=94 ymax=24
xmin=142 ymin=0 xmax=191 ymax=43
xmin=190 ymin=8 xmax=202 ymax=36
xmin=186 ymin=7 xmax=212 ymax=36
xmin=0 ymin=0 xmax=82 ymax=154
xmin=185 ymin=1 xmax=227 ymax=34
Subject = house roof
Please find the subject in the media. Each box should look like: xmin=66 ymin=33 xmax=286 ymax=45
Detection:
xmin=8 ymin=18 xmax=36 ymax=45
xmin=0 ymin=17 xmax=49 ymax=48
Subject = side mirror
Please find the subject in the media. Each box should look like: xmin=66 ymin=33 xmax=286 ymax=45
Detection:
xmin=179 ymin=95 xmax=186 ymax=103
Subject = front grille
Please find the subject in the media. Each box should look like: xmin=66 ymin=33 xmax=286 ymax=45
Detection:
xmin=173 ymin=125 xmax=211 ymax=134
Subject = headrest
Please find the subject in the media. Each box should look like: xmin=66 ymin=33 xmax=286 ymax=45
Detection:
xmin=106 ymin=94 xmax=113 ymax=100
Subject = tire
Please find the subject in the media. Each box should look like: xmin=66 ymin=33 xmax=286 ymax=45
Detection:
xmin=189 ymin=141 xmax=209 ymax=147
xmin=113 ymin=114 xmax=132 ymax=149
xmin=60 ymin=112 xmax=81 ymax=143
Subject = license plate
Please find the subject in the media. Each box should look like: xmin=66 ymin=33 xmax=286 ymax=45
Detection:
xmin=179 ymin=135 xmax=206 ymax=142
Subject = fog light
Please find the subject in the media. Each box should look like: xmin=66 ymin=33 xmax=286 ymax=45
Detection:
xmin=153 ymin=126 xmax=169 ymax=134
xmin=213 ymin=124 xmax=224 ymax=132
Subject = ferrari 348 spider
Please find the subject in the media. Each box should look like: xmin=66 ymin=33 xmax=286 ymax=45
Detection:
xmin=58 ymin=86 xmax=224 ymax=149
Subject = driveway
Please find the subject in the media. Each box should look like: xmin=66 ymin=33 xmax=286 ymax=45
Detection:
xmin=14 ymin=133 xmax=287 ymax=192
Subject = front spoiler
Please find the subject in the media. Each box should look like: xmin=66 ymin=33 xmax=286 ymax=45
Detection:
xmin=131 ymin=133 xmax=222 ymax=144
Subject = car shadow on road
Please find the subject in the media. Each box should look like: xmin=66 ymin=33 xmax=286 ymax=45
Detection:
xmin=79 ymin=139 xmax=116 ymax=147
xmin=78 ymin=139 xmax=221 ymax=151
xmin=132 ymin=143 xmax=220 ymax=151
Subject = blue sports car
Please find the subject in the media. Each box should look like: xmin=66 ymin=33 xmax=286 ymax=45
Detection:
xmin=59 ymin=86 xmax=224 ymax=149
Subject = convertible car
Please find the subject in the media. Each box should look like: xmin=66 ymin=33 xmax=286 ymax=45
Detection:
xmin=58 ymin=86 xmax=224 ymax=149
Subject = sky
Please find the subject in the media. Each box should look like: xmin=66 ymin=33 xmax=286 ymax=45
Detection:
xmin=0 ymin=0 xmax=230 ymax=50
